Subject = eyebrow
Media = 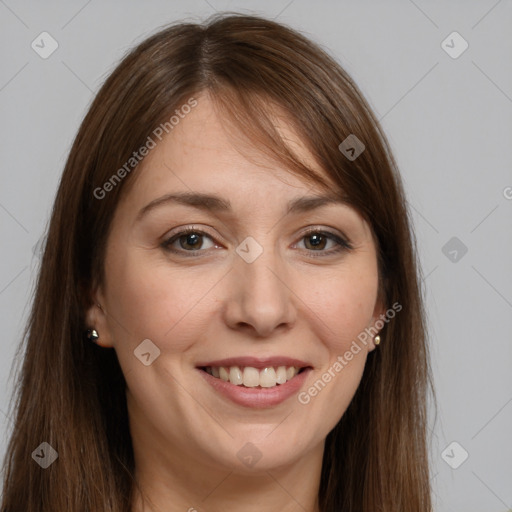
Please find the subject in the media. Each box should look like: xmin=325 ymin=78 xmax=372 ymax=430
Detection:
xmin=136 ymin=191 xmax=349 ymax=221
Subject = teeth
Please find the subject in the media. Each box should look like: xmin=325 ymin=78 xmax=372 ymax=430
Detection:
xmin=219 ymin=367 xmax=229 ymax=382
xmin=204 ymin=365 xmax=301 ymax=387
xmin=259 ymin=367 xmax=276 ymax=388
xmin=243 ymin=367 xmax=260 ymax=387
xmin=229 ymin=366 xmax=243 ymax=385
xmin=276 ymin=366 xmax=287 ymax=384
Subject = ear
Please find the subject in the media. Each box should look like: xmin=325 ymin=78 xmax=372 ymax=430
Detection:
xmin=368 ymin=298 xmax=387 ymax=352
xmin=84 ymin=286 xmax=115 ymax=348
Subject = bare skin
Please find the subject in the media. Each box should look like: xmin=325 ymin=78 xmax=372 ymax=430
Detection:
xmin=86 ymin=94 xmax=384 ymax=512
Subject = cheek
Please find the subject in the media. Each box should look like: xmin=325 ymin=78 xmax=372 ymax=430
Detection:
xmin=296 ymin=262 xmax=379 ymax=351
xmin=104 ymin=251 xmax=223 ymax=352
xmin=295 ymin=264 xmax=378 ymax=423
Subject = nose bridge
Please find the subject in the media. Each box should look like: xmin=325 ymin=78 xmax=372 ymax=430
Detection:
xmin=224 ymin=238 xmax=295 ymax=336
xmin=241 ymin=246 xmax=284 ymax=299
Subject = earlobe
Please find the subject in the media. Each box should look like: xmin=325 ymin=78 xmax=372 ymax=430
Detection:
xmin=368 ymin=300 xmax=386 ymax=351
xmin=368 ymin=333 xmax=382 ymax=352
xmin=84 ymin=290 xmax=114 ymax=348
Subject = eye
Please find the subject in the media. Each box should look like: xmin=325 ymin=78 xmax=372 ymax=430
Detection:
xmin=161 ymin=227 xmax=219 ymax=255
xmin=295 ymin=229 xmax=352 ymax=256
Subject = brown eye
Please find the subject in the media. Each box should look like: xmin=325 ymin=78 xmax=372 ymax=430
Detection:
xmin=303 ymin=233 xmax=328 ymax=250
xmin=296 ymin=229 xmax=352 ymax=257
xmin=162 ymin=229 xmax=217 ymax=255
xmin=178 ymin=232 xmax=204 ymax=250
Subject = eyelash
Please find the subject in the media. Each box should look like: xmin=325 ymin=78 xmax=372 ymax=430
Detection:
xmin=161 ymin=226 xmax=353 ymax=258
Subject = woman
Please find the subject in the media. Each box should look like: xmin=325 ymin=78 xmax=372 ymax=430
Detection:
xmin=1 ymin=13 xmax=434 ymax=512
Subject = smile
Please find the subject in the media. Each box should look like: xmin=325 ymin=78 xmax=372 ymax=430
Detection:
xmin=196 ymin=365 xmax=312 ymax=408
xmin=199 ymin=365 xmax=306 ymax=388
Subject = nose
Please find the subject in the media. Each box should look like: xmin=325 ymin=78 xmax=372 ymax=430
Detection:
xmin=222 ymin=246 xmax=297 ymax=338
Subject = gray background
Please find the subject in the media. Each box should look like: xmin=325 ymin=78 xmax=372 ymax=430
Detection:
xmin=1 ymin=1 xmax=511 ymax=510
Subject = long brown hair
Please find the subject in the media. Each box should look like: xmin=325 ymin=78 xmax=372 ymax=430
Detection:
xmin=1 ymin=13 xmax=434 ymax=511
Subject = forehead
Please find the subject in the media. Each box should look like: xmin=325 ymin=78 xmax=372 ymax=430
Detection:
xmin=131 ymin=93 xmax=335 ymax=196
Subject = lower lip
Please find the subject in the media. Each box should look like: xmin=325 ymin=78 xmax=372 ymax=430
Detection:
xmin=197 ymin=368 xmax=312 ymax=409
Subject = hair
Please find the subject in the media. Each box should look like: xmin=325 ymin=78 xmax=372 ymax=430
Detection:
xmin=1 ymin=12 xmax=434 ymax=512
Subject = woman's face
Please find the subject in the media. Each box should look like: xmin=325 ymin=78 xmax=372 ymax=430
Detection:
xmin=87 ymin=94 xmax=384 ymax=475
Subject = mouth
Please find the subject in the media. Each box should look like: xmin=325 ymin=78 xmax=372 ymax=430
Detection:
xmin=197 ymin=365 xmax=311 ymax=389
xmin=195 ymin=357 xmax=314 ymax=408
xmin=196 ymin=357 xmax=313 ymax=409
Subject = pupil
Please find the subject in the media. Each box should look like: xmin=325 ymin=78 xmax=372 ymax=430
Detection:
xmin=182 ymin=233 xmax=201 ymax=249
xmin=308 ymin=234 xmax=325 ymax=250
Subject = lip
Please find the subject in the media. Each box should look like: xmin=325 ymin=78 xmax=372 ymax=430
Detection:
xmin=196 ymin=366 xmax=313 ymax=409
xmin=195 ymin=356 xmax=311 ymax=370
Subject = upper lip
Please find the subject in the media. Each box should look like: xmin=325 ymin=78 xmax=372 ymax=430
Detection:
xmin=196 ymin=356 xmax=312 ymax=370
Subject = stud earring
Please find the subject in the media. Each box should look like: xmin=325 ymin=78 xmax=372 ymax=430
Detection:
xmin=374 ymin=335 xmax=381 ymax=346
xmin=86 ymin=329 xmax=99 ymax=343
